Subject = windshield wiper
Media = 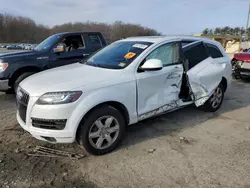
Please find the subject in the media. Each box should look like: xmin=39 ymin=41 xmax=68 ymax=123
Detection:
xmin=82 ymin=60 xmax=102 ymax=67
xmin=81 ymin=61 xmax=122 ymax=69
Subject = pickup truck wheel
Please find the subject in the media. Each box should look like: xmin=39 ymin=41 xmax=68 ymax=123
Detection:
xmin=77 ymin=105 xmax=126 ymax=155
xmin=200 ymin=83 xmax=224 ymax=112
xmin=13 ymin=72 xmax=35 ymax=93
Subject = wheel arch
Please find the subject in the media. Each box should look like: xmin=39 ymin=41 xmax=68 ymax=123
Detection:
xmin=75 ymin=101 xmax=130 ymax=139
xmin=9 ymin=66 xmax=41 ymax=87
xmin=80 ymin=101 xmax=130 ymax=124
xmin=221 ymin=77 xmax=227 ymax=92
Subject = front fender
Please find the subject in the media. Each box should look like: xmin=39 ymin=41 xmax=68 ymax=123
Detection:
xmin=8 ymin=59 xmax=43 ymax=78
xmin=69 ymin=81 xmax=137 ymax=138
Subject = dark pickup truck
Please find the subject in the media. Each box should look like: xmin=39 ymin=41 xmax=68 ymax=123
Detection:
xmin=0 ymin=32 xmax=107 ymax=93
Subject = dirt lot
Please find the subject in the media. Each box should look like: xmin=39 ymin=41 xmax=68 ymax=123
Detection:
xmin=0 ymin=79 xmax=250 ymax=188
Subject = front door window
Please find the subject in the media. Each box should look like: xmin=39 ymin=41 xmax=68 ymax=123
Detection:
xmin=59 ymin=35 xmax=85 ymax=53
xmin=145 ymin=42 xmax=180 ymax=66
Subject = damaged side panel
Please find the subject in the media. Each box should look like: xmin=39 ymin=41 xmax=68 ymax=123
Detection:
xmin=136 ymin=65 xmax=184 ymax=117
xmin=187 ymin=57 xmax=225 ymax=106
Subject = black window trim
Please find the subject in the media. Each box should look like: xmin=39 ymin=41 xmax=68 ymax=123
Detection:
xmin=205 ymin=43 xmax=224 ymax=58
xmin=181 ymin=40 xmax=196 ymax=48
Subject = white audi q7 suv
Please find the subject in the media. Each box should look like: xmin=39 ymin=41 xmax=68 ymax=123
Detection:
xmin=17 ymin=36 xmax=232 ymax=155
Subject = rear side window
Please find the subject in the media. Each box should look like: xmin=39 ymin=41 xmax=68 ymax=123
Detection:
xmin=206 ymin=44 xmax=223 ymax=58
xmin=184 ymin=43 xmax=209 ymax=69
xmin=88 ymin=34 xmax=102 ymax=46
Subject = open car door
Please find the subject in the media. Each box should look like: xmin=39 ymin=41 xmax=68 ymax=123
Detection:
xmin=183 ymin=41 xmax=226 ymax=107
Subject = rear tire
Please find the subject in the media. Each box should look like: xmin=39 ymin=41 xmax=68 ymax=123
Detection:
xmin=13 ymin=72 xmax=35 ymax=93
xmin=76 ymin=105 xmax=126 ymax=155
xmin=200 ymin=83 xmax=224 ymax=112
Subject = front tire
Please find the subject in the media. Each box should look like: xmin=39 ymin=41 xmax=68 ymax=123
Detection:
xmin=200 ymin=83 xmax=224 ymax=112
xmin=77 ymin=105 xmax=126 ymax=155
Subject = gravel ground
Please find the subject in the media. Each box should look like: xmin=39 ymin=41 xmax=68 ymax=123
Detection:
xmin=0 ymin=79 xmax=250 ymax=188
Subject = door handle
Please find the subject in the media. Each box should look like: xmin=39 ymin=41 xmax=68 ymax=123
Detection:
xmin=83 ymin=53 xmax=89 ymax=57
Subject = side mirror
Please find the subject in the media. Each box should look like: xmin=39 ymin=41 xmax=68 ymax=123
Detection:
xmin=53 ymin=43 xmax=66 ymax=53
xmin=140 ymin=59 xmax=163 ymax=71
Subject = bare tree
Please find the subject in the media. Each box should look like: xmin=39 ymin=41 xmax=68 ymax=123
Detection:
xmin=0 ymin=13 xmax=161 ymax=43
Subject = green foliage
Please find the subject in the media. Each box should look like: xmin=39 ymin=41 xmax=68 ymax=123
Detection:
xmin=202 ymin=26 xmax=249 ymax=37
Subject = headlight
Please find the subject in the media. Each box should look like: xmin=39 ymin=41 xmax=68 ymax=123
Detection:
xmin=37 ymin=91 xmax=82 ymax=105
xmin=0 ymin=60 xmax=8 ymax=72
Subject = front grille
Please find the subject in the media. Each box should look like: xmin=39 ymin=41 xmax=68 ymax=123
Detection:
xmin=31 ymin=118 xmax=67 ymax=130
xmin=18 ymin=103 xmax=27 ymax=122
xmin=16 ymin=88 xmax=29 ymax=123
xmin=17 ymin=88 xmax=29 ymax=105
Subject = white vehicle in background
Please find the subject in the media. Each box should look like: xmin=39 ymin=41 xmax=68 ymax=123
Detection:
xmin=16 ymin=36 xmax=232 ymax=155
xmin=24 ymin=44 xmax=32 ymax=50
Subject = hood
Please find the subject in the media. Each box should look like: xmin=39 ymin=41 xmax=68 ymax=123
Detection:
xmin=234 ymin=53 xmax=250 ymax=62
xmin=0 ymin=51 xmax=38 ymax=59
xmin=20 ymin=63 xmax=124 ymax=96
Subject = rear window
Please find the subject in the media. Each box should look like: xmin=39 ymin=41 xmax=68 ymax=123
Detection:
xmin=206 ymin=44 xmax=223 ymax=58
xmin=88 ymin=34 xmax=102 ymax=45
xmin=184 ymin=43 xmax=209 ymax=69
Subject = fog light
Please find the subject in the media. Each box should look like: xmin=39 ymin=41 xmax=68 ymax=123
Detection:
xmin=31 ymin=118 xmax=67 ymax=130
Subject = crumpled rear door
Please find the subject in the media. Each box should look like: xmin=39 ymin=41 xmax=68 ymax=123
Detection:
xmin=183 ymin=41 xmax=227 ymax=107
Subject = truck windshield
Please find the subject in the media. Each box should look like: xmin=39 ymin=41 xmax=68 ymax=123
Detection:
xmin=84 ymin=41 xmax=153 ymax=69
xmin=34 ymin=34 xmax=61 ymax=52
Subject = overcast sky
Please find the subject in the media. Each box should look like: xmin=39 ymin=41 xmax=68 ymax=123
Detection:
xmin=0 ymin=0 xmax=249 ymax=34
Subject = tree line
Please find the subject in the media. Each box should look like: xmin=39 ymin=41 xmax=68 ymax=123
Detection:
xmin=0 ymin=13 xmax=161 ymax=43
xmin=202 ymin=26 xmax=249 ymax=37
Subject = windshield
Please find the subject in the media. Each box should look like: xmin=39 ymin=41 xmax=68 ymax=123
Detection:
xmin=84 ymin=41 xmax=153 ymax=69
xmin=34 ymin=34 xmax=61 ymax=52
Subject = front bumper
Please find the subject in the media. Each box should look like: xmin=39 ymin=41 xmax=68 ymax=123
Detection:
xmin=0 ymin=79 xmax=10 ymax=91
xmin=16 ymin=95 xmax=79 ymax=144
xmin=239 ymin=68 xmax=250 ymax=76
xmin=233 ymin=62 xmax=250 ymax=78
xmin=17 ymin=113 xmax=75 ymax=143
xmin=234 ymin=67 xmax=250 ymax=78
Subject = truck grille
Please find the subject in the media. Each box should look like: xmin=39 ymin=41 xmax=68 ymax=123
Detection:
xmin=16 ymin=88 xmax=29 ymax=123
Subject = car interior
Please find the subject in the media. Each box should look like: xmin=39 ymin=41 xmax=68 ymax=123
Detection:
xmin=179 ymin=58 xmax=192 ymax=102
xmin=61 ymin=35 xmax=85 ymax=52
xmin=179 ymin=41 xmax=198 ymax=102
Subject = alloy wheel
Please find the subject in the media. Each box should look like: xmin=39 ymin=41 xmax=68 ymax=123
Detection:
xmin=88 ymin=116 xmax=120 ymax=149
xmin=210 ymin=87 xmax=223 ymax=109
